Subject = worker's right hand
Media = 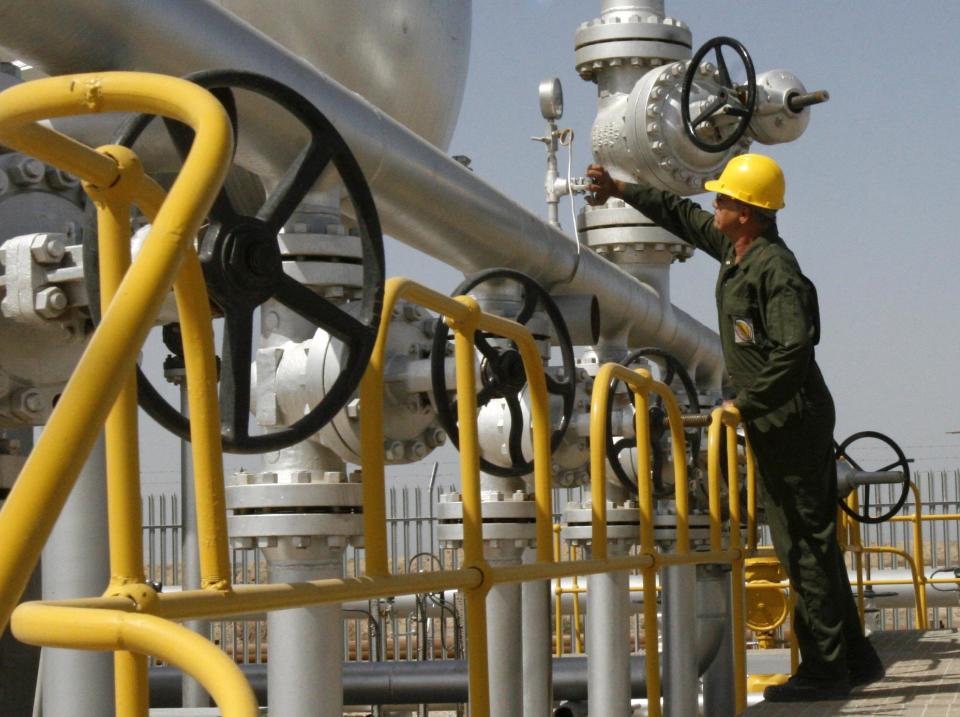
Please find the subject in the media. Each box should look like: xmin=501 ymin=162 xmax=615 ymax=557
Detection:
xmin=585 ymin=163 xmax=625 ymax=205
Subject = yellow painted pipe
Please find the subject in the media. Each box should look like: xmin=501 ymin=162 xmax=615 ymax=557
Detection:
xmin=649 ymin=382 xmax=690 ymax=552
xmin=12 ymin=603 xmax=257 ymax=717
xmin=0 ymin=72 xmax=232 ymax=632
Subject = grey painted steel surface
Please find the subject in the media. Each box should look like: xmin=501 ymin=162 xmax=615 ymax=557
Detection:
xmin=486 ymin=580 xmax=523 ymax=716
xmin=265 ymin=557 xmax=343 ymax=717
xmin=178 ymin=385 xmax=209 ymax=709
xmin=587 ymin=566 xmax=632 ymax=716
xmin=701 ymin=567 xmax=736 ymax=717
xmin=40 ymin=436 xmax=114 ymax=717
xmin=662 ymin=564 xmax=699 ymax=717
xmin=0 ymin=0 xmax=726 ymax=388
xmin=522 ymin=578 xmax=553 ymax=717
xmin=213 ymin=0 xmax=471 ymax=151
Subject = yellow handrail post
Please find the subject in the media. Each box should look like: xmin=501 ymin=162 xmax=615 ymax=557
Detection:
xmin=85 ymin=147 xmax=150 ymax=716
xmin=908 ymin=481 xmax=928 ymax=627
xmin=0 ymin=73 xmax=232 ymax=635
xmin=450 ymin=294 xmax=491 ymax=717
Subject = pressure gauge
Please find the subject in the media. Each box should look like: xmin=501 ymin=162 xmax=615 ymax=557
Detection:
xmin=539 ymin=77 xmax=563 ymax=120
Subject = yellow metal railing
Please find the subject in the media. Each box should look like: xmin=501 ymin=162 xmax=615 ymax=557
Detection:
xmin=0 ymin=72 xmax=764 ymax=717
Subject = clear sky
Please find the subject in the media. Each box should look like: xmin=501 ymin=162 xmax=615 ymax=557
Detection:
xmin=386 ymin=0 xmax=959 ymax=474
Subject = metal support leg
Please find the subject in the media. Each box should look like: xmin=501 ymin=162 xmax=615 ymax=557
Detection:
xmin=265 ymin=545 xmax=344 ymax=717
xmin=522 ymin=576 xmax=552 ymax=717
xmin=662 ymin=564 xmax=698 ymax=717
xmin=486 ymin=543 xmax=525 ymax=717
xmin=178 ymin=382 xmax=209 ymax=708
xmin=700 ymin=566 xmax=734 ymax=717
xmin=586 ymin=548 xmax=631 ymax=717
xmin=41 ymin=435 xmax=114 ymax=717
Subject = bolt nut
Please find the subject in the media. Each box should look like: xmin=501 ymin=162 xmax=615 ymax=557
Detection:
xmin=425 ymin=427 xmax=446 ymax=448
xmin=231 ymin=537 xmax=255 ymax=550
xmin=19 ymin=389 xmax=43 ymax=414
xmin=34 ymin=286 xmax=68 ymax=318
xmin=256 ymin=536 xmax=278 ymax=548
xmin=8 ymin=157 xmax=44 ymax=186
xmin=258 ymin=472 xmax=278 ymax=485
xmin=292 ymin=470 xmax=312 ymax=484
xmin=322 ymin=470 xmax=346 ymax=484
xmin=46 ymin=167 xmax=80 ymax=191
xmin=405 ymin=441 xmax=427 ymax=460
xmin=30 ymin=234 xmax=66 ymax=264
xmin=232 ymin=471 xmax=254 ymax=485
xmin=345 ymin=398 xmax=361 ymax=419
xmin=292 ymin=536 xmax=312 ymax=549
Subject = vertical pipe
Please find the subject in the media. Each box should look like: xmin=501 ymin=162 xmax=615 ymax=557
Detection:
xmin=266 ymin=554 xmax=343 ymax=717
xmin=485 ymin=575 xmax=523 ymax=716
xmin=41 ymin=435 xmax=114 ymax=717
xmin=522 ymin=577 xmax=553 ymax=717
xmin=661 ymin=564 xmax=698 ymax=717
xmin=586 ymin=545 xmax=631 ymax=717
xmin=180 ymin=383 xmax=209 ymax=707
xmin=700 ymin=566 xmax=734 ymax=717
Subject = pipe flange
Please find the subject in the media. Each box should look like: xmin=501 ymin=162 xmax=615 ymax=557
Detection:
xmin=561 ymin=502 xmax=640 ymax=543
xmin=652 ymin=512 xmax=713 ymax=543
xmin=575 ymin=16 xmax=692 ymax=81
xmin=578 ymin=203 xmax=695 ymax=263
xmin=228 ymin=512 xmax=364 ymax=542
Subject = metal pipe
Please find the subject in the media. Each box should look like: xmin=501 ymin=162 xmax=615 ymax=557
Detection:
xmin=265 ymin=554 xmax=343 ymax=717
xmin=150 ymin=630 xmax=731 ymax=708
xmin=522 ymin=578 xmax=553 ymax=717
xmin=662 ymin=564 xmax=698 ymax=717
xmin=179 ymin=382 xmax=209 ymax=708
xmin=0 ymin=0 xmax=725 ymax=387
xmin=40 ymin=436 xmax=113 ymax=717
xmin=700 ymin=566 xmax=734 ymax=717
xmin=586 ymin=554 xmax=631 ymax=716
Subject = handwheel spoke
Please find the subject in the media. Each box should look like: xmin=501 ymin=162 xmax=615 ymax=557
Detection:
xmin=275 ymin=275 xmax=368 ymax=344
xmin=475 ymin=333 xmax=502 ymax=362
xmin=714 ymin=47 xmax=733 ymax=88
xmin=506 ymin=395 xmax=527 ymax=467
xmin=692 ymin=95 xmax=726 ymax=128
xmin=258 ymin=140 xmax=337 ymax=235
xmin=220 ymin=308 xmax=255 ymax=442
xmin=844 ymin=455 xmax=866 ymax=473
xmin=878 ymin=459 xmax=906 ymax=474
xmin=477 ymin=384 xmax=497 ymax=407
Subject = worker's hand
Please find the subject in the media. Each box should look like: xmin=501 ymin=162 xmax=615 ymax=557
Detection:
xmin=585 ymin=163 xmax=625 ymax=205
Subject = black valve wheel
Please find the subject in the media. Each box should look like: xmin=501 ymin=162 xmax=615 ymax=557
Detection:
xmin=605 ymin=348 xmax=701 ymax=497
xmin=86 ymin=70 xmax=385 ymax=453
xmin=430 ymin=269 xmax=576 ymax=478
xmin=681 ymin=36 xmax=757 ymax=153
xmin=836 ymin=431 xmax=911 ymax=524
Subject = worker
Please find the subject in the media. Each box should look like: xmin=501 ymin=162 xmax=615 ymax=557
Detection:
xmin=586 ymin=154 xmax=884 ymax=702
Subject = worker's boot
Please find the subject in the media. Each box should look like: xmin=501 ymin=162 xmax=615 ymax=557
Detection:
xmin=849 ymin=640 xmax=885 ymax=687
xmin=762 ymin=673 xmax=850 ymax=703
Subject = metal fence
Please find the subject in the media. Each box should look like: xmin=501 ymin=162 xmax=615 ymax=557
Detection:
xmin=142 ymin=469 xmax=960 ymax=666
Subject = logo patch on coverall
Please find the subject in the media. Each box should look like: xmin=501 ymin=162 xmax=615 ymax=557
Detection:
xmin=733 ymin=317 xmax=756 ymax=344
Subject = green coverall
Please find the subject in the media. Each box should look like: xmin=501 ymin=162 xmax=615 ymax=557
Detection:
xmin=620 ymin=183 xmax=870 ymax=680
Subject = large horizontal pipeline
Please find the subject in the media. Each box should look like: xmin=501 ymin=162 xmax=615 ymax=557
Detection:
xmin=148 ymin=653 xmax=683 ymax=705
xmin=0 ymin=0 xmax=725 ymax=387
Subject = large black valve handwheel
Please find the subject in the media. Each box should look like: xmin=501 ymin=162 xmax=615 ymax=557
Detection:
xmin=430 ymin=269 xmax=576 ymax=478
xmin=681 ymin=36 xmax=757 ymax=153
xmin=836 ymin=431 xmax=911 ymax=524
xmin=90 ymin=70 xmax=385 ymax=453
xmin=605 ymin=348 xmax=701 ymax=497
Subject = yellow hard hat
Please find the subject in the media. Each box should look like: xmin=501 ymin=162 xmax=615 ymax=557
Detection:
xmin=704 ymin=154 xmax=785 ymax=210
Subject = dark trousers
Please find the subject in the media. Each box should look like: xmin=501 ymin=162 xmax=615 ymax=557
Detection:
xmin=748 ymin=408 xmax=869 ymax=679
